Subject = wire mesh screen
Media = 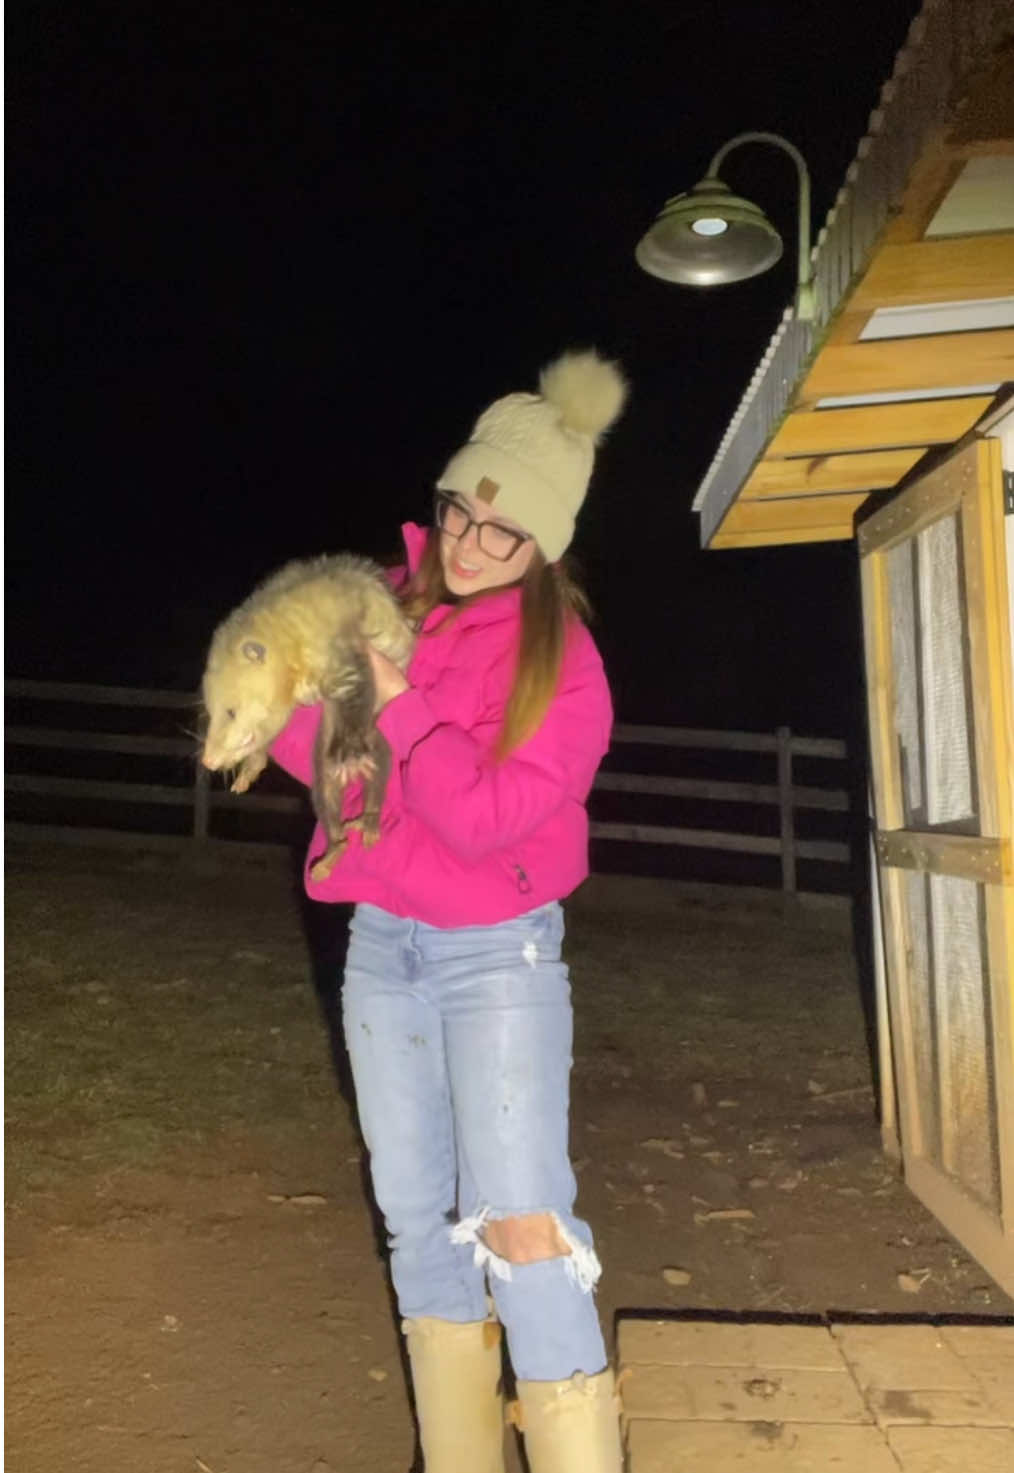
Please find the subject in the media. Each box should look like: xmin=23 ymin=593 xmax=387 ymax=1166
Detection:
xmin=919 ymin=516 xmax=974 ymax=826
xmin=903 ymin=870 xmax=1000 ymax=1211
xmin=888 ymin=539 xmax=922 ymax=819
xmin=887 ymin=515 xmax=976 ymax=830
xmin=903 ymin=869 xmax=939 ymax=1167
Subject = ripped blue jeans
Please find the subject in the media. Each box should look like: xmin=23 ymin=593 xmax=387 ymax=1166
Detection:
xmin=342 ymin=901 xmax=607 ymax=1381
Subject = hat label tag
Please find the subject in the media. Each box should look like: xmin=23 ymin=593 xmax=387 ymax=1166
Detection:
xmin=475 ymin=476 xmax=500 ymax=504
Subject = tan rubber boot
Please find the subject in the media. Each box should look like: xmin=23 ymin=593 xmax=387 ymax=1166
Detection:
xmin=402 ymin=1315 xmax=506 ymax=1473
xmin=513 ymin=1368 xmax=623 ymax=1472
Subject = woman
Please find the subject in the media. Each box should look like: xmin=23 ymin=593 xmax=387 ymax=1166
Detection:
xmin=270 ymin=350 xmax=627 ymax=1471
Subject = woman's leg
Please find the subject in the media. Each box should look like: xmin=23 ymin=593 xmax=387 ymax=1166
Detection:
xmin=342 ymin=904 xmax=488 ymax=1323
xmin=427 ymin=903 xmax=608 ymax=1380
xmin=342 ymin=905 xmax=504 ymax=1472
xmin=430 ymin=904 xmax=622 ymax=1471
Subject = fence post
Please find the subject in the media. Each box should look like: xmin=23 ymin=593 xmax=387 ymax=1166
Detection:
xmin=776 ymin=725 xmax=796 ymax=895
xmin=193 ymin=763 xmax=210 ymax=842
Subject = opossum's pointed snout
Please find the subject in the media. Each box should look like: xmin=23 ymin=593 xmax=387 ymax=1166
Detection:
xmin=200 ymin=732 xmax=227 ymax=771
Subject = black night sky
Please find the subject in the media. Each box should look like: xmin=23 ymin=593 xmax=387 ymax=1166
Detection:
xmin=8 ymin=0 xmax=921 ymax=741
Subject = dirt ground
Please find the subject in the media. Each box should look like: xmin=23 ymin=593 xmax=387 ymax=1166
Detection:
xmin=5 ymin=841 xmax=1012 ymax=1473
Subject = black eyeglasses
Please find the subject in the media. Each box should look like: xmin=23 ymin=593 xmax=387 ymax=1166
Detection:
xmin=434 ymin=492 xmax=532 ymax=562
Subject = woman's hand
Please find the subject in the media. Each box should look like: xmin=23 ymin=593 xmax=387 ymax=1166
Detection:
xmin=367 ymin=644 xmax=410 ymax=713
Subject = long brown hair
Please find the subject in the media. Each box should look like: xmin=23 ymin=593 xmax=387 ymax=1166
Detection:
xmin=399 ymin=529 xmax=591 ymax=758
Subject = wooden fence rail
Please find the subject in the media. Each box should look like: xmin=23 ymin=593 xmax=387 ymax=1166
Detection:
xmin=5 ymin=680 xmax=852 ymax=893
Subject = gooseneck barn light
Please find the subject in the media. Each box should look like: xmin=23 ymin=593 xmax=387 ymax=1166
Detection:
xmin=635 ymin=131 xmax=816 ymax=320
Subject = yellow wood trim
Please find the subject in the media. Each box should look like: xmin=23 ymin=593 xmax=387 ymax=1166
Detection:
xmin=767 ymin=396 xmax=993 ymax=457
xmin=709 ymin=524 xmax=853 ymax=548
xmin=860 ymin=551 xmax=904 ymax=828
xmin=859 ymin=545 xmax=941 ymax=1171
xmin=848 ymin=235 xmax=1014 ymax=313
xmin=950 ymin=138 xmax=1014 ymax=157
xmin=881 ymin=114 xmax=1014 ymax=247
xmin=875 ymin=830 xmax=1011 ymax=884
xmin=741 ymin=448 xmax=925 ymax=499
xmin=867 ymin=823 xmax=900 ymax=1158
xmin=935 ymin=874 xmax=959 ymax=1177
xmin=961 ymin=437 xmax=1014 ymax=842
xmin=967 ymin=428 xmax=1014 ymax=1226
xmin=798 ymin=329 xmax=1014 ymax=404
xmin=721 ymin=492 xmax=868 ymax=534
xmin=857 ymin=440 xmax=977 ymax=554
xmin=825 ymin=234 xmax=1014 ymax=346
xmin=905 ymin=1156 xmax=1014 ymax=1296
xmin=881 ymin=864 xmax=927 ymax=1160
xmin=962 ymin=438 xmax=1014 ymax=1205
xmin=824 ymin=309 xmax=873 ymax=347
xmin=860 ymin=549 xmax=913 ymax=1144
xmin=985 ymin=883 xmax=1014 ymax=1236
xmin=883 ymin=135 xmax=967 ymax=245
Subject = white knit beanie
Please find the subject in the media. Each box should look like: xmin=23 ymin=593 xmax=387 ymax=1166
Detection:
xmin=436 ymin=349 xmax=628 ymax=561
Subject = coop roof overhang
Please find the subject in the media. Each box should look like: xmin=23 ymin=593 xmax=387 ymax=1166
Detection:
xmin=693 ymin=0 xmax=1014 ymax=551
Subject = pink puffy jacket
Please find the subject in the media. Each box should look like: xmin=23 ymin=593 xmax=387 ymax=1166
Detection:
xmin=269 ymin=523 xmax=613 ymax=927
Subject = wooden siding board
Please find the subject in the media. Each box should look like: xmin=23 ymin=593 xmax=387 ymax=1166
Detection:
xmin=741 ymin=448 xmax=925 ymax=498
xmin=849 ymin=234 xmax=1014 ymax=311
xmin=767 ymin=396 xmax=992 ymax=457
xmin=799 ymin=328 xmax=1014 ymax=403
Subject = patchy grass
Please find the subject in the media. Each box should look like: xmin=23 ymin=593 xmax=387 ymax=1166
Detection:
xmin=5 ymin=844 xmax=347 ymax=1194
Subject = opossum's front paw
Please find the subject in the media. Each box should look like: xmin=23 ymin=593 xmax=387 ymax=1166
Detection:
xmin=231 ymin=752 xmax=267 ymax=793
xmin=345 ymin=814 xmax=382 ymax=847
xmin=309 ymin=839 xmax=348 ymax=882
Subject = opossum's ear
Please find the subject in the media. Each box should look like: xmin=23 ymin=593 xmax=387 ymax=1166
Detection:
xmin=242 ymin=640 xmax=267 ymax=663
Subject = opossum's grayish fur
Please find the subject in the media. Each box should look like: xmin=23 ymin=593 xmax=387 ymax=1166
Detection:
xmin=201 ymin=554 xmax=415 ymax=878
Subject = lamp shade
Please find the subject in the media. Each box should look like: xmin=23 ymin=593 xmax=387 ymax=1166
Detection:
xmin=635 ymin=176 xmax=784 ymax=286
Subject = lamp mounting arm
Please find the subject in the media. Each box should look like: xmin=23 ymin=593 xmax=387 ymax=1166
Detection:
xmin=707 ymin=131 xmax=814 ymax=317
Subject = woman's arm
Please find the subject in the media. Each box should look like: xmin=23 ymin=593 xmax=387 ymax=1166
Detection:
xmin=375 ymin=642 xmax=612 ymax=863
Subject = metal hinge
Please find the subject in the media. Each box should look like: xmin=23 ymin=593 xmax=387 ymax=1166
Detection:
xmin=1004 ymin=470 xmax=1014 ymax=516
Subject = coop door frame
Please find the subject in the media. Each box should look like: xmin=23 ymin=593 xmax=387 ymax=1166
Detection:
xmin=859 ymin=436 xmax=1014 ymax=1297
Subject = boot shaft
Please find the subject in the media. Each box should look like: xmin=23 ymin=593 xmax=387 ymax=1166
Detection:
xmin=513 ymin=1368 xmax=624 ymax=1473
xmin=403 ymin=1315 xmax=507 ymax=1473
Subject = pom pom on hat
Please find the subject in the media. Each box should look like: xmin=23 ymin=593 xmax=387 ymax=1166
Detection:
xmin=436 ymin=349 xmax=628 ymax=561
xmin=539 ymin=351 xmax=629 ymax=441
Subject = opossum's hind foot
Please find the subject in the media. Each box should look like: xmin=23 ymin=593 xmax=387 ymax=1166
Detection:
xmin=344 ymin=813 xmax=382 ymax=848
xmin=309 ymin=838 xmax=349 ymax=883
xmin=230 ymin=751 xmax=268 ymax=793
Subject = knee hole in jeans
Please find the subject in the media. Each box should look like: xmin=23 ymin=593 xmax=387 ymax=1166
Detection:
xmin=481 ymin=1212 xmax=572 ymax=1265
xmin=450 ymin=1206 xmax=602 ymax=1292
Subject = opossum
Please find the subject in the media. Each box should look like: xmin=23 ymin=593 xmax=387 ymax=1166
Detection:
xmin=201 ymin=554 xmax=415 ymax=880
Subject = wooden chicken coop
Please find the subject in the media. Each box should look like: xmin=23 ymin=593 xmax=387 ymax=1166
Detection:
xmin=691 ymin=0 xmax=1014 ymax=1297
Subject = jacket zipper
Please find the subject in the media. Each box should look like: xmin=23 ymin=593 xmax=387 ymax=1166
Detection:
xmin=512 ymin=863 xmax=532 ymax=895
